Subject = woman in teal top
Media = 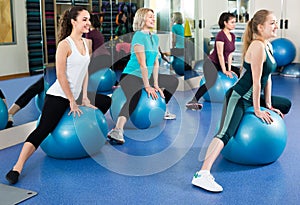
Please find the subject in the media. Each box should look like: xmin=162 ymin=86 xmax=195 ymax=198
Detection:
xmin=171 ymin=12 xmax=184 ymax=49
xmin=191 ymin=10 xmax=291 ymax=192
xmin=107 ymin=8 xmax=179 ymax=144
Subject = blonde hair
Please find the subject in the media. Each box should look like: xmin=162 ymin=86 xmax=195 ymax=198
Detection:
xmin=242 ymin=9 xmax=273 ymax=59
xmin=172 ymin=12 xmax=183 ymax=24
xmin=132 ymin=8 xmax=154 ymax=31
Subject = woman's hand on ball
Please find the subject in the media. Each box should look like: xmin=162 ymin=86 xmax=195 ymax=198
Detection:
xmin=153 ymin=85 xmax=165 ymax=99
xmin=269 ymin=107 xmax=284 ymax=118
xmin=69 ymin=101 xmax=82 ymax=117
xmin=224 ymin=71 xmax=233 ymax=78
xmin=145 ymin=86 xmax=158 ymax=100
xmin=81 ymin=97 xmax=97 ymax=110
xmin=255 ymin=109 xmax=273 ymax=124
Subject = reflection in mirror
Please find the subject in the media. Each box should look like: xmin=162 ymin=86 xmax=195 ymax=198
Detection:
xmin=228 ymin=0 xmax=250 ymax=23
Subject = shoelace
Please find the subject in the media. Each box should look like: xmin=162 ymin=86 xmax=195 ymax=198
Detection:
xmin=207 ymin=174 xmax=215 ymax=181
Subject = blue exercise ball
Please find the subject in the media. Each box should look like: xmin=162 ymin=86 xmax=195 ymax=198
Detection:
xmin=35 ymin=90 xmax=46 ymax=113
xmin=222 ymin=107 xmax=287 ymax=165
xmin=0 ymin=98 xmax=8 ymax=130
xmin=271 ymin=38 xmax=296 ymax=67
xmin=110 ymin=87 xmax=166 ymax=129
xmin=88 ymin=68 xmax=117 ymax=93
xmin=200 ymin=71 xmax=238 ymax=102
xmin=280 ymin=63 xmax=300 ymax=78
xmin=194 ymin=60 xmax=204 ymax=72
xmin=40 ymin=106 xmax=108 ymax=159
xmin=172 ymin=56 xmax=185 ymax=76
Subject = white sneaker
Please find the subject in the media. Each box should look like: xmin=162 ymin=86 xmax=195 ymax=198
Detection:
xmin=107 ymin=128 xmax=125 ymax=144
xmin=164 ymin=111 xmax=176 ymax=120
xmin=192 ymin=171 xmax=223 ymax=192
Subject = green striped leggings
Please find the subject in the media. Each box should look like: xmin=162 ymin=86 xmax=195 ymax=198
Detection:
xmin=215 ymin=88 xmax=291 ymax=146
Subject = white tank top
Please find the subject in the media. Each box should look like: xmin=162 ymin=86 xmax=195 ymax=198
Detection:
xmin=47 ymin=36 xmax=90 ymax=100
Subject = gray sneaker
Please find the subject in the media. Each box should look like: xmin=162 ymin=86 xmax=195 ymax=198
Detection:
xmin=186 ymin=101 xmax=203 ymax=110
xmin=107 ymin=128 xmax=125 ymax=144
xmin=164 ymin=111 xmax=176 ymax=120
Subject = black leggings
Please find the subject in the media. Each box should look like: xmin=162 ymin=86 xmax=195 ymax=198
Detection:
xmin=118 ymin=74 xmax=179 ymax=119
xmin=0 ymin=89 xmax=5 ymax=99
xmin=193 ymin=58 xmax=240 ymax=102
xmin=15 ymin=77 xmax=44 ymax=108
xmin=85 ymin=92 xmax=111 ymax=114
xmin=26 ymin=95 xmax=69 ymax=149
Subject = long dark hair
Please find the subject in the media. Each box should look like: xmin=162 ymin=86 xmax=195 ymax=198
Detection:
xmin=218 ymin=12 xmax=236 ymax=29
xmin=57 ymin=6 xmax=88 ymax=43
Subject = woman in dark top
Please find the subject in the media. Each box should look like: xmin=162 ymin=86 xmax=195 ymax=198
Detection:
xmin=85 ymin=14 xmax=104 ymax=52
xmin=186 ymin=12 xmax=240 ymax=110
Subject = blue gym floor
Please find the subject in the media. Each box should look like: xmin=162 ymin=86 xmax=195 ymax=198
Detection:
xmin=0 ymin=74 xmax=299 ymax=204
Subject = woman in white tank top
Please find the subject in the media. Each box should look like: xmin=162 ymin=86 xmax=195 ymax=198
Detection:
xmin=5 ymin=6 xmax=96 ymax=185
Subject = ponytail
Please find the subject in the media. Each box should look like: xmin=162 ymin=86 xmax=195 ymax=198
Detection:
xmin=241 ymin=19 xmax=253 ymax=60
xmin=241 ymin=10 xmax=272 ymax=61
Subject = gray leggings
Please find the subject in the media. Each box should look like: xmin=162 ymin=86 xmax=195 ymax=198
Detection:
xmin=118 ymin=74 xmax=179 ymax=119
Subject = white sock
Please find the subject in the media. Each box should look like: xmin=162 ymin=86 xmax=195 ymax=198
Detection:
xmin=8 ymin=114 xmax=14 ymax=122
xmin=198 ymin=170 xmax=210 ymax=175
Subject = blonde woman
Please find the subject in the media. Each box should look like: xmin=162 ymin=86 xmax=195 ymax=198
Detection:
xmin=107 ymin=8 xmax=179 ymax=144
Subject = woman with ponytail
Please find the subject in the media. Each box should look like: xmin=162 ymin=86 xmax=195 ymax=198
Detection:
xmin=191 ymin=9 xmax=291 ymax=192
xmin=5 ymin=6 xmax=96 ymax=184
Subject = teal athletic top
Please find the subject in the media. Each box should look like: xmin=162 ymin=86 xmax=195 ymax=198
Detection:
xmin=122 ymin=31 xmax=159 ymax=79
xmin=172 ymin=24 xmax=184 ymax=48
xmin=233 ymin=47 xmax=277 ymax=101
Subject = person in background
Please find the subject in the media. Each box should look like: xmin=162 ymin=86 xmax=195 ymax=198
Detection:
xmin=107 ymin=8 xmax=179 ymax=145
xmin=85 ymin=14 xmax=104 ymax=53
xmin=6 ymin=77 xmax=44 ymax=128
xmin=5 ymin=6 xmax=96 ymax=184
xmin=171 ymin=12 xmax=184 ymax=49
xmin=191 ymin=9 xmax=291 ymax=193
xmin=186 ymin=12 xmax=240 ymax=110
xmin=115 ymin=11 xmax=129 ymax=39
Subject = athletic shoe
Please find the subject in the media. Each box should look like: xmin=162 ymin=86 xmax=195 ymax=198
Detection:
xmin=5 ymin=121 xmax=13 ymax=129
xmin=6 ymin=170 xmax=20 ymax=184
xmin=192 ymin=171 xmax=223 ymax=192
xmin=6 ymin=114 xmax=14 ymax=128
xmin=107 ymin=128 xmax=125 ymax=144
xmin=164 ymin=111 xmax=176 ymax=120
xmin=186 ymin=101 xmax=203 ymax=110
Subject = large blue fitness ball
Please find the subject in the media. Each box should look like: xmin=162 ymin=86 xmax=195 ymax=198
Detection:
xmin=40 ymin=106 xmax=108 ymax=159
xmin=88 ymin=68 xmax=117 ymax=93
xmin=172 ymin=56 xmax=185 ymax=76
xmin=0 ymin=98 xmax=8 ymax=130
xmin=200 ymin=71 xmax=238 ymax=102
xmin=110 ymin=87 xmax=166 ymax=129
xmin=222 ymin=107 xmax=287 ymax=165
xmin=271 ymin=38 xmax=296 ymax=67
